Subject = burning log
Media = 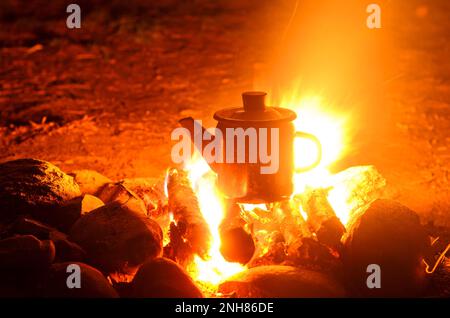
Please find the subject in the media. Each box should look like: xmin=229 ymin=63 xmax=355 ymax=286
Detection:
xmin=298 ymin=188 xmax=345 ymax=250
xmin=97 ymin=182 xmax=148 ymax=215
xmin=327 ymin=165 xmax=386 ymax=222
xmin=164 ymin=218 xmax=195 ymax=267
xmin=129 ymin=257 xmax=203 ymax=298
xmin=286 ymin=237 xmax=342 ymax=275
xmin=248 ymin=231 xmax=286 ymax=267
xmin=342 ymin=199 xmax=428 ymax=297
xmin=167 ymin=168 xmax=212 ymax=259
xmin=219 ymin=265 xmax=346 ymax=297
xmin=275 ymin=199 xmax=312 ymax=244
xmin=219 ymin=200 xmax=255 ymax=265
xmin=98 ymin=177 xmax=167 ymax=217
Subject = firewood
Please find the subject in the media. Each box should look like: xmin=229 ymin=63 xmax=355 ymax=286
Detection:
xmin=167 ymin=168 xmax=212 ymax=259
xmin=163 ymin=220 xmax=195 ymax=267
xmin=219 ymin=200 xmax=255 ymax=264
xmin=298 ymin=188 xmax=345 ymax=250
xmin=248 ymin=231 xmax=286 ymax=267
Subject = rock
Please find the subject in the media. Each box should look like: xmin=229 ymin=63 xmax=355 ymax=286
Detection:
xmin=49 ymin=231 xmax=86 ymax=263
xmin=219 ymin=265 xmax=346 ymax=297
xmin=53 ymin=194 xmax=105 ymax=231
xmin=0 ymin=159 xmax=81 ymax=227
xmin=129 ymin=258 xmax=202 ymax=298
xmin=69 ymin=170 xmax=112 ymax=196
xmin=0 ymin=235 xmax=55 ymax=270
xmin=69 ymin=201 xmax=163 ymax=274
xmin=7 ymin=216 xmax=86 ymax=262
xmin=9 ymin=216 xmax=54 ymax=239
xmin=342 ymin=199 xmax=428 ymax=297
xmin=44 ymin=262 xmax=118 ymax=298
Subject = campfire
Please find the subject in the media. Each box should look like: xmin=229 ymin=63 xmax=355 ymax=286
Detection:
xmin=0 ymin=92 xmax=448 ymax=298
xmin=163 ymin=92 xmax=389 ymax=296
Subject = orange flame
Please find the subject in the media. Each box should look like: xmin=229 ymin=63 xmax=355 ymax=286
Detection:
xmin=183 ymin=154 xmax=244 ymax=291
xmin=279 ymin=92 xmax=354 ymax=225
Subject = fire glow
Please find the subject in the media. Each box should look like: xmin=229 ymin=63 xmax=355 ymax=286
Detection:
xmin=182 ymin=92 xmax=356 ymax=291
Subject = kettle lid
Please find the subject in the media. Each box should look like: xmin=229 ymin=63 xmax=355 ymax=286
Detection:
xmin=214 ymin=91 xmax=296 ymax=122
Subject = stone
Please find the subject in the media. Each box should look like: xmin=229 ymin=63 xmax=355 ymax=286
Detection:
xmin=53 ymin=194 xmax=105 ymax=230
xmin=219 ymin=265 xmax=346 ymax=297
xmin=129 ymin=258 xmax=202 ymax=298
xmin=342 ymin=199 xmax=428 ymax=297
xmin=7 ymin=216 xmax=86 ymax=262
xmin=69 ymin=169 xmax=112 ymax=196
xmin=0 ymin=159 xmax=81 ymax=227
xmin=9 ymin=216 xmax=54 ymax=239
xmin=44 ymin=262 xmax=119 ymax=298
xmin=0 ymin=235 xmax=55 ymax=270
xmin=49 ymin=231 xmax=86 ymax=263
xmin=69 ymin=201 xmax=163 ymax=274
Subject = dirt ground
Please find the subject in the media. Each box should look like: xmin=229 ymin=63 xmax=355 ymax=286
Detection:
xmin=0 ymin=0 xmax=449 ymax=226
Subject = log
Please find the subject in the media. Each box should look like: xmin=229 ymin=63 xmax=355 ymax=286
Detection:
xmin=98 ymin=177 xmax=167 ymax=217
xmin=219 ymin=200 xmax=255 ymax=265
xmin=167 ymin=168 xmax=212 ymax=259
xmin=248 ymin=231 xmax=286 ymax=267
xmin=298 ymin=188 xmax=345 ymax=250
xmin=286 ymin=237 xmax=342 ymax=275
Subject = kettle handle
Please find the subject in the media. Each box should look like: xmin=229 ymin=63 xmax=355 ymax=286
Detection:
xmin=294 ymin=131 xmax=322 ymax=173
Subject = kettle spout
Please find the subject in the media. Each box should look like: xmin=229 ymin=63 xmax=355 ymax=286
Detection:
xmin=178 ymin=117 xmax=219 ymax=172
